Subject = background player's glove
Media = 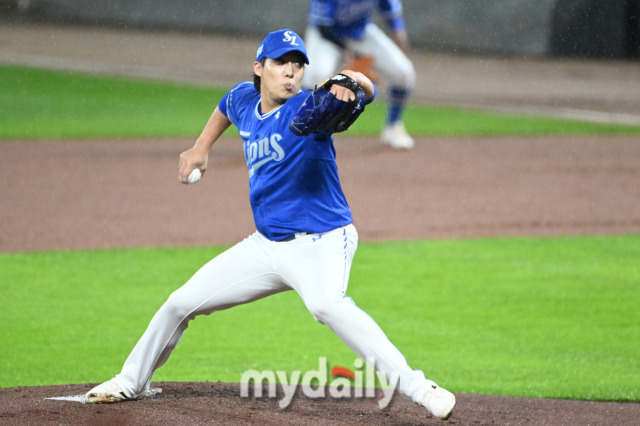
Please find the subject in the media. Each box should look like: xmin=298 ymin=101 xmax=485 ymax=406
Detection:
xmin=344 ymin=55 xmax=380 ymax=83
xmin=289 ymin=74 xmax=366 ymax=136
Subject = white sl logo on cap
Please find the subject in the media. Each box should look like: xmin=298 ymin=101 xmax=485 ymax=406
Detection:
xmin=282 ymin=30 xmax=299 ymax=46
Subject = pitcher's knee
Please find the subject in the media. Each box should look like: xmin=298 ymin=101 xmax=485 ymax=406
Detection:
xmin=386 ymin=62 xmax=416 ymax=90
xmin=162 ymin=292 xmax=198 ymax=322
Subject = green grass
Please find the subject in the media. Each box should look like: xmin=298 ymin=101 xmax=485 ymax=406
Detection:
xmin=0 ymin=65 xmax=226 ymax=139
xmin=2 ymin=64 xmax=640 ymax=139
xmin=349 ymin=104 xmax=640 ymax=136
xmin=437 ymin=107 xmax=639 ymax=135
xmin=1 ymin=235 xmax=639 ymax=401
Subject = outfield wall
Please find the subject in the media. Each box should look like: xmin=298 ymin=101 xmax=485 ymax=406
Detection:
xmin=4 ymin=0 xmax=640 ymax=58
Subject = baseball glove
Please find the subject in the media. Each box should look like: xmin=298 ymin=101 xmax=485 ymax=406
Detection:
xmin=289 ymin=73 xmax=366 ymax=136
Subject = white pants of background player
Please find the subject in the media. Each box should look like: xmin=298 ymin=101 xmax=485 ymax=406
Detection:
xmin=112 ymin=224 xmax=435 ymax=404
xmin=302 ymin=24 xmax=416 ymax=119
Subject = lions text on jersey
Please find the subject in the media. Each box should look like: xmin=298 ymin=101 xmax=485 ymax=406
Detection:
xmin=219 ymin=82 xmax=353 ymax=241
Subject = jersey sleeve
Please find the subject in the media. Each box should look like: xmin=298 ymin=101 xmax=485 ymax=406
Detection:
xmin=218 ymin=82 xmax=255 ymax=127
xmin=366 ymin=82 xmax=378 ymax=105
xmin=378 ymin=0 xmax=405 ymax=31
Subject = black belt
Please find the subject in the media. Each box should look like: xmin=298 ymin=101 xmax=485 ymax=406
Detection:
xmin=280 ymin=232 xmax=308 ymax=242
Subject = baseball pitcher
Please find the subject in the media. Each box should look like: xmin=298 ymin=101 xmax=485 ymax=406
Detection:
xmin=85 ymin=28 xmax=455 ymax=421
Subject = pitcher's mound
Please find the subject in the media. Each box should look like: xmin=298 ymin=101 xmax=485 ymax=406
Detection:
xmin=2 ymin=382 xmax=639 ymax=425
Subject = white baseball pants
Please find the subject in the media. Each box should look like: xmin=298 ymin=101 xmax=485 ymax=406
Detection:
xmin=302 ymin=24 xmax=416 ymax=91
xmin=113 ymin=224 xmax=431 ymax=403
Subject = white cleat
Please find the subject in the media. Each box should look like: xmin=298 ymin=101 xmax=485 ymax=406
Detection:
xmin=85 ymin=379 xmax=130 ymax=404
xmin=381 ymin=121 xmax=415 ymax=150
xmin=419 ymin=383 xmax=456 ymax=420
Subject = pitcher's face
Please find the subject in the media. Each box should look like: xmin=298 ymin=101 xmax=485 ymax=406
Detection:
xmin=255 ymin=52 xmax=305 ymax=110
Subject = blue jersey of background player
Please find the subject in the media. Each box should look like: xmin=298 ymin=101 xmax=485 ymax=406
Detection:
xmin=309 ymin=0 xmax=405 ymax=46
xmin=303 ymin=0 xmax=416 ymax=149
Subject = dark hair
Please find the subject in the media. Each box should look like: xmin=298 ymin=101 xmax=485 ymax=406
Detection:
xmin=253 ymin=58 xmax=266 ymax=91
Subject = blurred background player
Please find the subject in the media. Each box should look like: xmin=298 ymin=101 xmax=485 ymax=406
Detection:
xmin=302 ymin=0 xmax=416 ymax=149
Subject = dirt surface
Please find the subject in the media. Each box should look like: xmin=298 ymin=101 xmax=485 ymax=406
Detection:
xmin=3 ymin=383 xmax=640 ymax=426
xmin=1 ymin=23 xmax=640 ymax=425
xmin=2 ymin=136 xmax=640 ymax=253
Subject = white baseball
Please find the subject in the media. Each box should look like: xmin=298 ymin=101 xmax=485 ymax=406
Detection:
xmin=188 ymin=168 xmax=202 ymax=184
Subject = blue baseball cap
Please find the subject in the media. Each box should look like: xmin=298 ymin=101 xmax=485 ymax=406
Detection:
xmin=256 ymin=29 xmax=309 ymax=64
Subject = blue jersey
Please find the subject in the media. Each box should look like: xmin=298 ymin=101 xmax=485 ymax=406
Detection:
xmin=309 ymin=0 xmax=404 ymax=40
xmin=219 ymin=82 xmax=361 ymax=241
